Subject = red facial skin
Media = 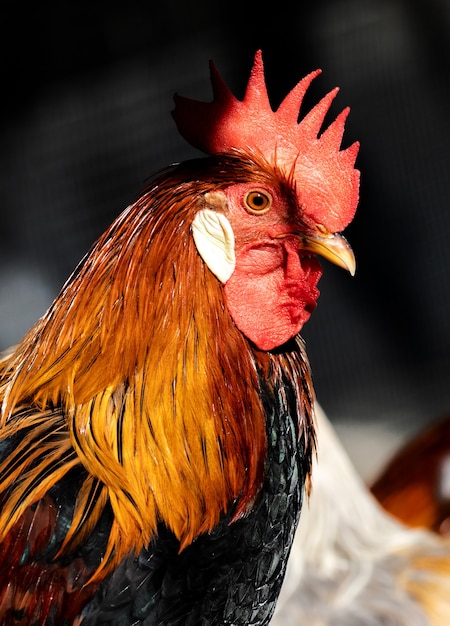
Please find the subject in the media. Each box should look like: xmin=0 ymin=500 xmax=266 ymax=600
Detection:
xmin=221 ymin=183 xmax=323 ymax=351
xmin=224 ymin=238 xmax=322 ymax=350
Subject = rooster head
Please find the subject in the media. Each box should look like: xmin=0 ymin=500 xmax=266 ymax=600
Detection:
xmin=173 ymin=50 xmax=360 ymax=349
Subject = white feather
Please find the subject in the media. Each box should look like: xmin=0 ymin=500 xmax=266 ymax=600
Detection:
xmin=192 ymin=208 xmax=235 ymax=283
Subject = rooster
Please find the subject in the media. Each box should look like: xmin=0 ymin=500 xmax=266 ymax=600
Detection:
xmin=0 ymin=51 xmax=359 ymax=625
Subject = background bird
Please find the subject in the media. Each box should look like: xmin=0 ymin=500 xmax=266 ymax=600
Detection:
xmin=272 ymin=404 xmax=450 ymax=626
xmin=0 ymin=51 xmax=359 ymax=624
xmin=372 ymin=413 xmax=450 ymax=537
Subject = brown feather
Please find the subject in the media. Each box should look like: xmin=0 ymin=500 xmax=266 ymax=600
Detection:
xmin=0 ymin=495 xmax=101 ymax=623
xmin=372 ymin=415 xmax=450 ymax=535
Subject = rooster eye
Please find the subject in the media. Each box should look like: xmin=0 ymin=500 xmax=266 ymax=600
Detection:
xmin=244 ymin=190 xmax=272 ymax=214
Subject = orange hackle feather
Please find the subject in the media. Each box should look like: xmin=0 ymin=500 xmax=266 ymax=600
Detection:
xmin=0 ymin=154 xmax=314 ymax=581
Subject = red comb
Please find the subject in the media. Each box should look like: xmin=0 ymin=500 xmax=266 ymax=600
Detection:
xmin=172 ymin=50 xmax=360 ymax=232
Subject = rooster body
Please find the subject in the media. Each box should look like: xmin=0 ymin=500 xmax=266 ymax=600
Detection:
xmin=0 ymin=343 xmax=310 ymax=625
xmin=0 ymin=52 xmax=359 ymax=624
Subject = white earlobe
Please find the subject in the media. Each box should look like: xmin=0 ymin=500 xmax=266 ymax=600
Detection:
xmin=192 ymin=209 xmax=236 ymax=283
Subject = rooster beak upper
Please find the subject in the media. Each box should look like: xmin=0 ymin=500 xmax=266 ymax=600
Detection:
xmin=300 ymin=231 xmax=356 ymax=276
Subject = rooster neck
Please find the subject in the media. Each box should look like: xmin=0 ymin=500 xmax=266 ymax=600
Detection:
xmin=0 ymin=161 xmax=315 ymax=582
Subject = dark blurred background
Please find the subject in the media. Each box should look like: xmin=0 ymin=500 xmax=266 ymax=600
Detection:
xmin=1 ymin=0 xmax=449 ymax=480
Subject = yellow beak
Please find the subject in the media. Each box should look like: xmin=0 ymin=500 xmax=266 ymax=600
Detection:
xmin=300 ymin=231 xmax=356 ymax=276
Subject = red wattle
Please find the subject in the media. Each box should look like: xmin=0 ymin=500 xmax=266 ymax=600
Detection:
xmin=223 ymin=238 xmax=322 ymax=351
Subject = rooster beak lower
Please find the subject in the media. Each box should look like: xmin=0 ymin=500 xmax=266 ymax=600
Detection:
xmin=300 ymin=231 xmax=356 ymax=276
